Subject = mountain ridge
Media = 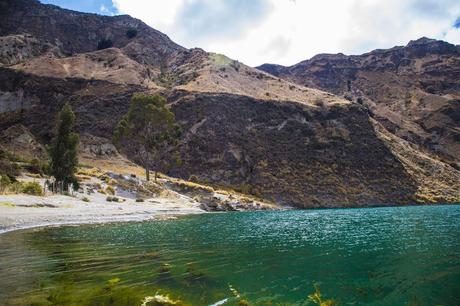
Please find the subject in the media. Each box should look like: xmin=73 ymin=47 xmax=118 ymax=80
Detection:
xmin=257 ymin=37 xmax=460 ymax=169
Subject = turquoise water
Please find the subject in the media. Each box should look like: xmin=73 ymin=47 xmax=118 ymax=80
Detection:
xmin=0 ymin=205 xmax=459 ymax=305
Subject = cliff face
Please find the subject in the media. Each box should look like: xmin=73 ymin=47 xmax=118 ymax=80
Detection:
xmin=257 ymin=38 xmax=460 ymax=169
xmin=168 ymin=92 xmax=421 ymax=207
xmin=0 ymin=0 xmax=459 ymax=207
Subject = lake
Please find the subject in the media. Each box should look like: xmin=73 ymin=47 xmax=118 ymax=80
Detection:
xmin=0 ymin=205 xmax=459 ymax=305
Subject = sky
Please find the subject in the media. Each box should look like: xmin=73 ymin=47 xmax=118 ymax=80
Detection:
xmin=41 ymin=0 xmax=460 ymax=66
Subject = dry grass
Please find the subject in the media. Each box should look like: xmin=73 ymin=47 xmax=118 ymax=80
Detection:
xmin=12 ymin=48 xmax=162 ymax=89
xmin=174 ymin=52 xmax=350 ymax=106
xmin=171 ymin=178 xmax=214 ymax=193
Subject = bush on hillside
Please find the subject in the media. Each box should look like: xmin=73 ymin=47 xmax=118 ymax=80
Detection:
xmin=29 ymin=158 xmax=50 ymax=175
xmin=314 ymin=98 xmax=325 ymax=107
xmin=105 ymin=185 xmax=115 ymax=195
xmin=97 ymin=38 xmax=113 ymax=50
xmin=126 ymin=28 xmax=138 ymax=38
xmin=21 ymin=182 xmax=43 ymax=196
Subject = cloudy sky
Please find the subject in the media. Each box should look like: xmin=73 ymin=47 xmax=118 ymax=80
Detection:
xmin=42 ymin=0 xmax=460 ymax=66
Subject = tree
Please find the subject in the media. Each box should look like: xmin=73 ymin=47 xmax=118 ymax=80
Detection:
xmin=97 ymin=38 xmax=113 ymax=50
xmin=114 ymin=93 xmax=180 ymax=181
xmin=49 ymin=103 xmax=79 ymax=192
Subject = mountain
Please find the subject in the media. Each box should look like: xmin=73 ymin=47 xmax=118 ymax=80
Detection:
xmin=257 ymin=38 xmax=460 ymax=168
xmin=0 ymin=0 xmax=459 ymax=207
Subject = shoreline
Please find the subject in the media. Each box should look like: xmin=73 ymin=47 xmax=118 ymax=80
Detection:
xmin=0 ymin=212 xmax=204 ymax=235
xmin=0 ymin=193 xmax=206 ymax=234
xmin=2 ymin=194 xmax=456 ymax=235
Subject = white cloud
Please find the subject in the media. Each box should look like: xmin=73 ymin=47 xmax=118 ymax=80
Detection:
xmin=112 ymin=0 xmax=183 ymax=32
xmin=112 ymin=0 xmax=460 ymax=66
xmin=100 ymin=4 xmax=115 ymax=15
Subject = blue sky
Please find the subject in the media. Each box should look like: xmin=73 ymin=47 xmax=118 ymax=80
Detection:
xmin=41 ymin=0 xmax=118 ymax=15
xmin=40 ymin=0 xmax=460 ymax=66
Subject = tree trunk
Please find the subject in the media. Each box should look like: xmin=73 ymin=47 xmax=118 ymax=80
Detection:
xmin=145 ymin=167 xmax=150 ymax=181
xmin=154 ymin=171 xmax=157 ymax=182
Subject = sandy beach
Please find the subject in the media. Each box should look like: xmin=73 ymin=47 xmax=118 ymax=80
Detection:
xmin=0 ymin=192 xmax=205 ymax=234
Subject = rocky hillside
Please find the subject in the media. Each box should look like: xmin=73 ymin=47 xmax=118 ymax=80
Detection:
xmin=258 ymin=38 xmax=460 ymax=169
xmin=0 ymin=0 xmax=459 ymax=207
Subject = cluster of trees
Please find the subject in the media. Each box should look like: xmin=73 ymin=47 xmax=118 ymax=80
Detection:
xmin=1 ymin=93 xmax=179 ymax=195
xmin=49 ymin=93 xmax=179 ymax=190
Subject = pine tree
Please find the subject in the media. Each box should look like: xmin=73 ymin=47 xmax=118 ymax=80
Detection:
xmin=114 ymin=93 xmax=180 ymax=181
xmin=49 ymin=103 xmax=79 ymax=191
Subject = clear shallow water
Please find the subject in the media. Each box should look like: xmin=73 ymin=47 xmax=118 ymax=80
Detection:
xmin=0 ymin=205 xmax=459 ymax=306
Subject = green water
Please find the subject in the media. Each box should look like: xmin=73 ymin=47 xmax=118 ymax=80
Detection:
xmin=1 ymin=205 xmax=460 ymax=306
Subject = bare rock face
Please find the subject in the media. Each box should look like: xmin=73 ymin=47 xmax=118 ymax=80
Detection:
xmin=0 ymin=0 xmax=459 ymax=207
xmin=79 ymin=134 xmax=118 ymax=157
xmin=0 ymin=34 xmax=56 ymax=66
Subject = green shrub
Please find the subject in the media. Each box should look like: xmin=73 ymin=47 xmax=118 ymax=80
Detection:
xmin=126 ymin=28 xmax=138 ymax=38
xmin=82 ymin=197 xmax=90 ymax=202
xmin=9 ymin=182 xmax=22 ymax=193
xmin=0 ymin=149 xmax=20 ymax=179
xmin=135 ymin=198 xmax=144 ymax=202
xmin=111 ymin=197 xmax=119 ymax=202
xmin=0 ymin=174 xmax=11 ymax=193
xmin=188 ymin=174 xmax=199 ymax=183
xmin=0 ymin=174 xmax=11 ymax=185
xmin=105 ymin=185 xmax=115 ymax=195
xmin=106 ymin=196 xmax=113 ymax=202
xmin=21 ymin=182 xmax=43 ymax=196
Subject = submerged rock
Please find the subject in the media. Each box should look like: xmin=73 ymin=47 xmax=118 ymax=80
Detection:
xmin=141 ymin=294 xmax=181 ymax=306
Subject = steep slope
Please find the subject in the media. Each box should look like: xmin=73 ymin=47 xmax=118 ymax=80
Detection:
xmin=257 ymin=38 xmax=460 ymax=168
xmin=0 ymin=68 xmax=421 ymax=207
xmin=0 ymin=0 xmax=459 ymax=206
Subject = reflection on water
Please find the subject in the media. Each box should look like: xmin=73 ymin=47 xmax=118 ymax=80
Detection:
xmin=0 ymin=205 xmax=459 ymax=305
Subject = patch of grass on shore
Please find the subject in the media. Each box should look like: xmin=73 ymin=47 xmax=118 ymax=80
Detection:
xmin=0 ymin=201 xmax=15 ymax=207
